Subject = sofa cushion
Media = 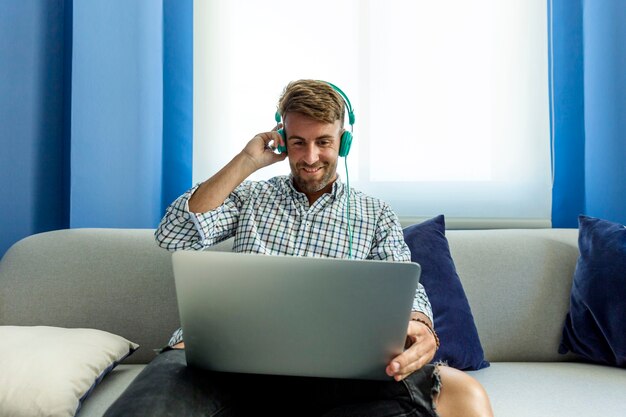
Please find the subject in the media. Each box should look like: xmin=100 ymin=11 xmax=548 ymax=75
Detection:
xmin=0 ymin=326 xmax=138 ymax=417
xmin=468 ymin=362 xmax=626 ymax=417
xmin=76 ymin=365 xmax=145 ymax=417
xmin=403 ymin=215 xmax=489 ymax=370
xmin=559 ymin=215 xmax=626 ymax=367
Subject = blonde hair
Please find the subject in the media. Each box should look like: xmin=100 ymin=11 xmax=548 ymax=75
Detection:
xmin=277 ymin=80 xmax=345 ymax=126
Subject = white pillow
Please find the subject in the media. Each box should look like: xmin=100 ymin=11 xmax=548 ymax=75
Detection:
xmin=0 ymin=326 xmax=139 ymax=417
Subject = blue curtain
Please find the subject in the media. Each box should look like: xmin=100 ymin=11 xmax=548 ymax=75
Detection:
xmin=551 ymin=0 xmax=626 ymax=227
xmin=3 ymin=1 xmax=623 ymax=259
xmin=0 ymin=0 xmax=192 ymax=257
xmin=163 ymin=0 xmax=194 ymax=216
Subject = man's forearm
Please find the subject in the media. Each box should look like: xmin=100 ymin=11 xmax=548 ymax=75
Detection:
xmin=189 ymin=152 xmax=257 ymax=213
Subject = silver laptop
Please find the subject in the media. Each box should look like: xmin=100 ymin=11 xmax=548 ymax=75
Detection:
xmin=172 ymin=251 xmax=420 ymax=380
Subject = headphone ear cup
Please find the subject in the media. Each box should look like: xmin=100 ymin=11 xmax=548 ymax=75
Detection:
xmin=277 ymin=129 xmax=287 ymax=154
xmin=339 ymin=131 xmax=352 ymax=157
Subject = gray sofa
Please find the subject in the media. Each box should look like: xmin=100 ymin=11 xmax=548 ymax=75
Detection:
xmin=1 ymin=227 xmax=625 ymax=416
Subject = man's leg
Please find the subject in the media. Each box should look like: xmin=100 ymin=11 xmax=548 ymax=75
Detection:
xmin=433 ymin=365 xmax=494 ymax=417
xmin=104 ymin=349 xmax=332 ymax=417
xmin=310 ymin=364 xmax=441 ymax=417
xmin=104 ymin=350 xmax=246 ymax=417
xmin=105 ymin=353 xmax=490 ymax=417
xmin=316 ymin=365 xmax=494 ymax=417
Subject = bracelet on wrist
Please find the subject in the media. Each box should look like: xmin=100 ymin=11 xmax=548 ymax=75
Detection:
xmin=410 ymin=317 xmax=440 ymax=350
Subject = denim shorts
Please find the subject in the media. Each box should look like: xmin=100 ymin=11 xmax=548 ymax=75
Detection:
xmin=104 ymin=349 xmax=441 ymax=417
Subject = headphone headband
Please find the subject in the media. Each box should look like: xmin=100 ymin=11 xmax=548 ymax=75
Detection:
xmin=322 ymin=81 xmax=356 ymax=127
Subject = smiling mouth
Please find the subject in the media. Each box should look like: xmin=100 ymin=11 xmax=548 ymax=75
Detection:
xmin=301 ymin=166 xmax=324 ymax=174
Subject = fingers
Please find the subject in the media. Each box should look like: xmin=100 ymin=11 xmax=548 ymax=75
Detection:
xmin=386 ymin=321 xmax=437 ymax=381
xmin=269 ymin=123 xmax=286 ymax=152
xmin=241 ymin=130 xmax=287 ymax=170
xmin=257 ymin=130 xmax=285 ymax=152
xmin=249 ymin=131 xmax=280 ymax=154
xmin=386 ymin=343 xmax=432 ymax=381
xmin=266 ymin=133 xmax=287 ymax=158
xmin=256 ymin=131 xmax=280 ymax=147
xmin=247 ymin=123 xmax=285 ymax=157
xmin=271 ymin=123 xmax=286 ymax=151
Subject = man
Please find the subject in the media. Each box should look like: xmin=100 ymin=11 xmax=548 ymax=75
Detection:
xmin=105 ymin=80 xmax=492 ymax=417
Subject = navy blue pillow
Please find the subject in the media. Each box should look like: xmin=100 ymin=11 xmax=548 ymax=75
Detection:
xmin=559 ymin=215 xmax=626 ymax=367
xmin=403 ymin=215 xmax=489 ymax=370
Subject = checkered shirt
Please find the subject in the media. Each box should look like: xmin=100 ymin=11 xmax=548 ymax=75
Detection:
xmin=156 ymin=175 xmax=433 ymax=347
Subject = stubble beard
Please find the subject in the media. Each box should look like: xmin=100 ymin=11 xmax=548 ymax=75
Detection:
xmin=292 ymin=164 xmax=337 ymax=194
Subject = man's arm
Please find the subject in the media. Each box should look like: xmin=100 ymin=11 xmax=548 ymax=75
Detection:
xmin=369 ymin=204 xmax=434 ymax=322
xmin=155 ymin=130 xmax=286 ymax=250
xmin=189 ymin=131 xmax=286 ymax=213
xmin=368 ymin=205 xmax=439 ymax=380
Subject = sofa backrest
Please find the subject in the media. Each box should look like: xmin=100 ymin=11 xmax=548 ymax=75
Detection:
xmin=0 ymin=229 xmax=176 ymax=363
xmin=446 ymin=228 xmax=579 ymax=362
xmin=0 ymin=227 xmax=580 ymax=364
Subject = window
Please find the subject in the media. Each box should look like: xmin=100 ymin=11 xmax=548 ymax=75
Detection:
xmin=194 ymin=0 xmax=551 ymax=227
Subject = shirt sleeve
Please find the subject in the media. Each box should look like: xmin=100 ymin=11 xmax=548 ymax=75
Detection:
xmin=368 ymin=204 xmax=434 ymax=324
xmin=167 ymin=327 xmax=184 ymax=348
xmin=154 ymin=182 xmax=249 ymax=251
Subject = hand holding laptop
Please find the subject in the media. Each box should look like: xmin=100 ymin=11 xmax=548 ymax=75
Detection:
xmin=386 ymin=314 xmax=438 ymax=381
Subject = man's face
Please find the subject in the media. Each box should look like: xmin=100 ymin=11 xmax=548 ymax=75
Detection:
xmin=283 ymin=112 xmax=341 ymax=198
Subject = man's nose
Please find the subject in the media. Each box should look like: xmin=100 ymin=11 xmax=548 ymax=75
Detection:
xmin=302 ymin=143 xmax=320 ymax=165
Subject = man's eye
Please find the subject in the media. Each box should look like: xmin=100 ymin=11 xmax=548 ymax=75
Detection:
xmin=319 ymin=141 xmax=331 ymax=147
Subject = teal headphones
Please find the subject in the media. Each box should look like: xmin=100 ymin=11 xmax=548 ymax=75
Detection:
xmin=274 ymin=81 xmax=356 ymax=156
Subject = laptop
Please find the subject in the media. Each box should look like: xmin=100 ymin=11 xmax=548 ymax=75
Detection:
xmin=172 ymin=251 xmax=420 ymax=380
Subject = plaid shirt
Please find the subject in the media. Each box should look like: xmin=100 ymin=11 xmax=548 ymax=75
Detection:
xmin=156 ymin=175 xmax=432 ymax=347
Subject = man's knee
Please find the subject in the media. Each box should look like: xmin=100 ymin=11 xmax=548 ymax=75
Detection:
xmin=434 ymin=365 xmax=493 ymax=417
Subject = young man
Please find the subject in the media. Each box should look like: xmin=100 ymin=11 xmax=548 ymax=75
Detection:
xmin=106 ymin=80 xmax=493 ymax=417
